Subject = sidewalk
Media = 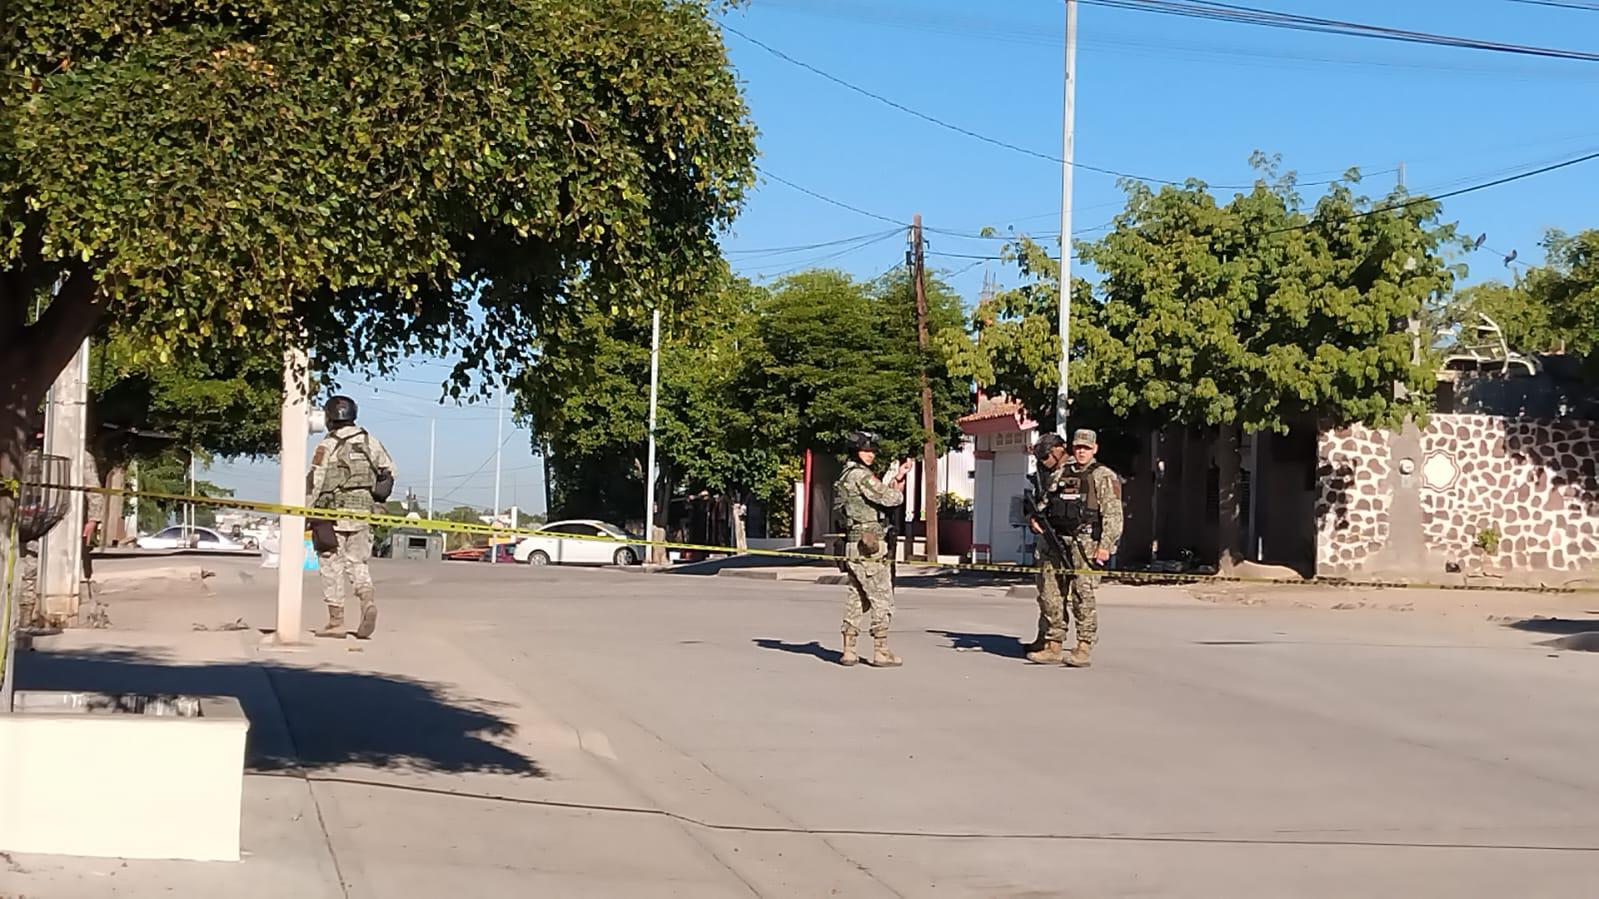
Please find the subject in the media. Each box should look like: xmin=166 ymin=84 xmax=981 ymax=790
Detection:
xmin=5 ymin=574 xmax=777 ymax=898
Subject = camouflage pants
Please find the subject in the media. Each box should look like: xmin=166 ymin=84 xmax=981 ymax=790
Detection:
xmin=319 ymin=525 xmax=374 ymax=612
xmin=842 ymin=556 xmax=895 ymax=638
xmin=1036 ymin=538 xmax=1098 ymax=646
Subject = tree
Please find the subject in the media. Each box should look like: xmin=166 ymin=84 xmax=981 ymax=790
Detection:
xmin=0 ymin=0 xmax=756 ymax=538
xmin=1434 ymin=229 xmax=1599 ymax=379
xmin=131 ymin=452 xmax=234 ymax=533
xmin=736 ymin=268 xmax=970 ymax=462
xmin=947 ymin=157 xmax=1465 ymax=566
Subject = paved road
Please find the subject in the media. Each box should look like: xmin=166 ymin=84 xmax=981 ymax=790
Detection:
xmin=12 ymin=559 xmax=1599 ymax=896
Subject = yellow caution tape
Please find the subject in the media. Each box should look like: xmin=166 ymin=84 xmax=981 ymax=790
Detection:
xmin=3 ymin=477 xmax=1596 ymax=594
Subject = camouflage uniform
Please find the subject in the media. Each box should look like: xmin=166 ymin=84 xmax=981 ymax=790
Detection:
xmin=308 ymin=425 xmax=395 ymax=631
xmin=833 ymin=460 xmax=905 ymax=639
xmin=1033 ymin=459 xmax=1122 ymax=650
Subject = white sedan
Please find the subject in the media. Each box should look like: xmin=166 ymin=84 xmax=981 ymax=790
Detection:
xmin=513 ymin=520 xmax=645 ymax=567
xmin=135 ymin=526 xmax=245 ymax=551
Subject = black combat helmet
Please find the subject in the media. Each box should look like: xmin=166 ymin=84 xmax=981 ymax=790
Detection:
xmin=1032 ymin=432 xmax=1066 ymax=462
xmin=324 ymin=395 xmax=359 ymax=427
xmin=846 ymin=430 xmax=881 ymax=453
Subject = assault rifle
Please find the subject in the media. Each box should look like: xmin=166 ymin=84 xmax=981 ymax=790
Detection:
xmin=1024 ymin=489 xmax=1071 ymax=565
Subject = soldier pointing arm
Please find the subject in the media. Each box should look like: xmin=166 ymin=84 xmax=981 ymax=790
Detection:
xmin=832 ymin=430 xmax=914 ymax=668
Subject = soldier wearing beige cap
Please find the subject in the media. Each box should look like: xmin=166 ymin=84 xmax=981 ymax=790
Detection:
xmin=1024 ymin=427 xmax=1122 ymax=667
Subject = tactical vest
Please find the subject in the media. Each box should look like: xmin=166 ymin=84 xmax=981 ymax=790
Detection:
xmin=833 ymin=462 xmax=887 ymax=535
xmin=1047 ymin=462 xmax=1102 ymax=537
xmin=321 ymin=428 xmax=379 ymax=509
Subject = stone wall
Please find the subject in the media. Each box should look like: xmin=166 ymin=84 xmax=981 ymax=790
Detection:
xmin=1316 ymin=414 xmax=1599 ymax=578
xmin=1315 ymin=426 xmax=1393 ymax=575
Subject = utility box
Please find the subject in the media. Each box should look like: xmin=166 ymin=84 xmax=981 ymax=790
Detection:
xmin=386 ymin=527 xmax=444 ymax=561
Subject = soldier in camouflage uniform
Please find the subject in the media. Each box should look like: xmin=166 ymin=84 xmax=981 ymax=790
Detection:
xmin=833 ymin=430 xmax=915 ymax=667
xmin=1025 ymin=429 xmax=1122 ymax=667
xmin=307 ymin=396 xmax=395 ymax=639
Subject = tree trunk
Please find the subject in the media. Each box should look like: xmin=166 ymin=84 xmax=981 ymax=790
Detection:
xmin=1216 ymin=423 xmax=1245 ymax=572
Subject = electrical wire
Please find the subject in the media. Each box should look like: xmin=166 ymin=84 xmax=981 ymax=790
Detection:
xmin=724 ymin=228 xmax=904 ymax=257
xmin=1083 ymin=1 xmax=1599 ymax=63
xmin=751 ymin=229 xmax=908 ymax=281
xmin=1265 ymin=147 xmax=1599 ymax=235
xmin=757 ymin=167 xmax=908 ymax=226
xmin=726 ymin=24 xmax=1353 ymax=189
xmin=1507 ymin=0 xmax=1599 ymax=9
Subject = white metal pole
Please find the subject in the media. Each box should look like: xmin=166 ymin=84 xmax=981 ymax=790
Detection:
xmin=273 ymin=347 xmax=310 ymax=644
xmin=1055 ymin=0 xmax=1078 ymax=439
xmin=493 ymin=389 xmax=505 ymax=526
xmin=645 ymin=309 xmax=661 ymax=543
xmin=427 ymin=418 xmax=436 ymax=520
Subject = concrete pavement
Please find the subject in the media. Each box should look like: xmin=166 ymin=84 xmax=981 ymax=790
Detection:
xmin=7 ymin=557 xmax=1599 ymax=896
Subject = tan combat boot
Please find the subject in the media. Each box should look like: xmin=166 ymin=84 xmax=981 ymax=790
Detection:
xmin=355 ymin=588 xmax=378 ymax=639
xmin=840 ymin=632 xmax=859 ymax=667
xmin=1025 ymin=640 xmax=1064 ymax=664
xmin=314 ymin=607 xmax=345 ymax=638
xmin=870 ymin=636 xmax=902 ymax=668
xmin=1064 ymin=640 xmax=1093 ymax=668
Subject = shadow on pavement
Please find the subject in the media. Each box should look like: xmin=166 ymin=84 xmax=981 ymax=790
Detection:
xmin=1504 ymin=617 xmax=1599 ymax=636
xmin=895 ymin=569 xmax=1033 ymax=590
xmin=667 ymin=547 xmax=836 ymax=577
xmin=16 ymin=648 xmax=544 ymax=777
xmin=925 ymin=630 xmax=1027 ymax=659
xmin=752 ymin=638 xmax=843 ymax=664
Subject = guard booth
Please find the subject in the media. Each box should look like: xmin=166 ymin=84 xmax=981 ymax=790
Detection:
xmin=385 ymin=527 xmax=444 ymax=561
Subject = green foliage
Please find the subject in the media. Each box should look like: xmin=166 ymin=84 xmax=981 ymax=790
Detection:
xmin=1 ymin=0 xmax=756 ymax=399
xmin=947 ymin=158 xmax=1466 ymax=434
xmin=516 ymin=264 xmax=973 ymax=528
xmin=937 ymin=491 xmax=972 ymax=519
xmin=132 ymin=452 xmax=234 ymax=532
xmin=738 ymin=268 xmax=970 ymax=460
xmin=90 ymin=330 xmax=282 ymax=471
xmin=1435 ymin=229 xmax=1599 ymax=380
xmin=1475 ymin=526 xmax=1501 ymax=556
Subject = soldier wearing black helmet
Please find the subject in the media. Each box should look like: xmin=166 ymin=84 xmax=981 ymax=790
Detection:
xmin=307 ymin=395 xmax=396 ymax=638
xmin=831 ymin=430 xmax=915 ymax=667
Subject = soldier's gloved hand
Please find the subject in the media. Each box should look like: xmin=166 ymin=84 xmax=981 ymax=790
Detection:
xmin=859 ymin=532 xmax=880 ymax=555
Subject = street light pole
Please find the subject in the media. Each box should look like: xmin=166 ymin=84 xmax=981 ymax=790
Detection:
xmin=645 ymin=308 xmax=661 ymax=550
xmin=1056 ymin=0 xmax=1079 ymax=438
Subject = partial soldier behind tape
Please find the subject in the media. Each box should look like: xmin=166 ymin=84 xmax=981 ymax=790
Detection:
xmin=1023 ymin=428 xmax=1122 ymax=668
xmin=832 ymin=429 xmax=915 ymax=667
xmin=306 ymin=395 xmax=396 ymax=639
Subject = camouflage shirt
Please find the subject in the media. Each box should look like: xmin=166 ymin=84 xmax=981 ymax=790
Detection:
xmin=308 ymin=425 xmax=396 ymax=529
xmin=833 ymin=460 xmax=904 ymax=538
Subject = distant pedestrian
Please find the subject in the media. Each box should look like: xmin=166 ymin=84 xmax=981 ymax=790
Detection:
xmin=307 ymin=395 xmax=395 ymax=638
xmin=1024 ymin=429 xmax=1122 ymax=667
xmin=832 ymin=430 xmax=915 ymax=667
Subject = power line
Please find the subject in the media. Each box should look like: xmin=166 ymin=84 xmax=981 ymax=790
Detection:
xmin=1266 ymin=148 xmax=1599 ymax=235
xmin=1507 ymin=0 xmax=1599 ymax=9
xmin=726 ymin=24 xmax=1349 ymax=189
xmin=757 ymin=166 xmax=908 ymax=226
xmin=724 ymin=228 xmax=904 ymax=257
xmin=752 ymin=229 xmax=907 ymax=281
xmin=1084 ymin=1 xmax=1599 ymax=63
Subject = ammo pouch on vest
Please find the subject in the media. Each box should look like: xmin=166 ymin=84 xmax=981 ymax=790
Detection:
xmin=1048 ymin=467 xmax=1103 ymax=540
xmin=373 ymin=471 xmax=395 ymax=503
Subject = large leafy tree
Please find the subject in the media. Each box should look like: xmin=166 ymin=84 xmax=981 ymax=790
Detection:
xmin=0 ymin=0 xmax=756 ymax=528
xmin=738 ymin=268 xmax=970 ymax=462
xmin=947 ymin=157 xmax=1465 ymax=566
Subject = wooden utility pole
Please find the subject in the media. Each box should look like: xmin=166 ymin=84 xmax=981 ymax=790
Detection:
xmin=911 ymin=215 xmax=939 ymax=563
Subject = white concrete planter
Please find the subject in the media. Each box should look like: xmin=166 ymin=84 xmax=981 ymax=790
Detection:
xmin=0 ymin=691 xmax=250 ymax=861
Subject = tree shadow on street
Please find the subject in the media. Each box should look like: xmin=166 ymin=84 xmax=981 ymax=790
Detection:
xmin=15 ymin=648 xmax=544 ymax=777
xmin=752 ymin=638 xmax=843 ymax=665
xmin=924 ymin=630 xmax=1027 ymax=659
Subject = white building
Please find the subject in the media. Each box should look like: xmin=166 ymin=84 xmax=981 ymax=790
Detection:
xmin=958 ymin=395 xmax=1039 ymax=565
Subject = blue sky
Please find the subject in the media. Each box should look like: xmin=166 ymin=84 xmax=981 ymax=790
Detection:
xmin=207 ymin=0 xmax=1599 ymax=514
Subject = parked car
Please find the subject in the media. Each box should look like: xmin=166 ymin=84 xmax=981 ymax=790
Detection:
xmin=135 ymin=526 xmax=245 ymax=551
xmin=513 ymin=520 xmax=646 ymax=567
xmin=478 ymin=542 xmax=520 ymax=564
